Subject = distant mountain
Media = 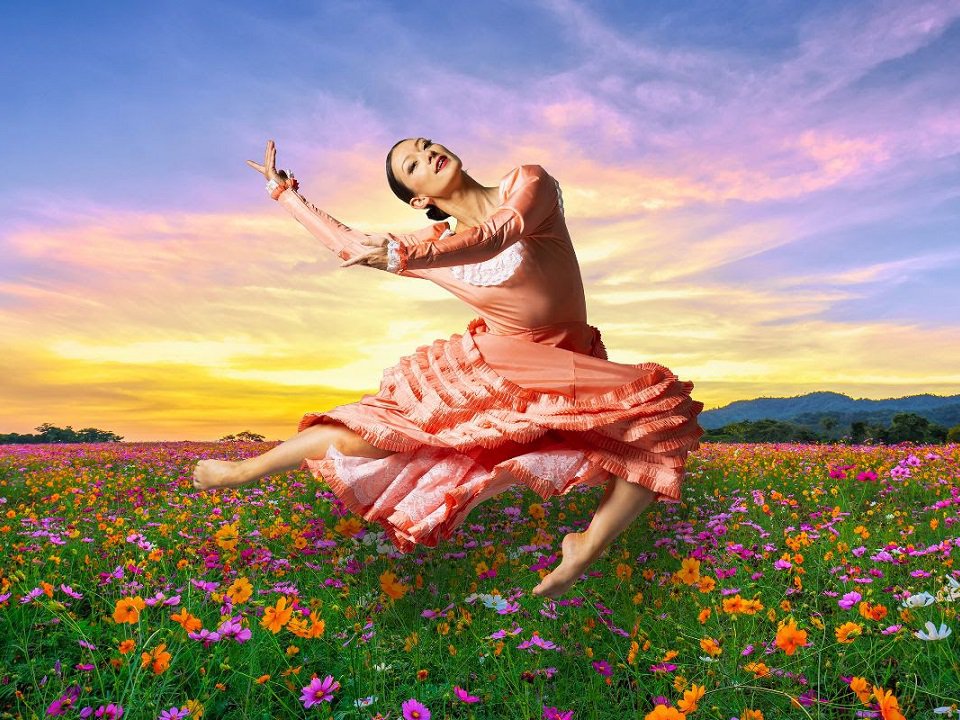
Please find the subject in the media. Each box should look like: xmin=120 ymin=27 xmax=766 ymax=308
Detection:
xmin=698 ymin=391 xmax=960 ymax=430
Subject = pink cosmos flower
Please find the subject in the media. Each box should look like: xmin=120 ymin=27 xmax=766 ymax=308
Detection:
xmin=401 ymin=698 xmax=431 ymax=720
xmin=300 ymin=675 xmax=340 ymax=709
xmin=452 ymin=686 xmax=480 ymax=703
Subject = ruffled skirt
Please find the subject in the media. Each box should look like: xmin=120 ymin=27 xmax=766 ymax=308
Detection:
xmin=297 ymin=317 xmax=705 ymax=553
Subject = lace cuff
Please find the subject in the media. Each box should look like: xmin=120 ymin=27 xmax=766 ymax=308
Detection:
xmin=266 ymin=170 xmax=299 ymax=200
xmin=386 ymin=238 xmax=409 ymax=274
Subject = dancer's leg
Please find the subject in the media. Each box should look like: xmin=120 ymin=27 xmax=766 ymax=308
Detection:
xmin=580 ymin=474 xmax=657 ymax=556
xmin=192 ymin=422 xmax=395 ymax=491
xmin=532 ymin=474 xmax=656 ymax=598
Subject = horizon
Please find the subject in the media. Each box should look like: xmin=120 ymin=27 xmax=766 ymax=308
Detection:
xmin=2 ymin=1 xmax=959 ymax=441
xmin=10 ymin=388 xmax=958 ymax=443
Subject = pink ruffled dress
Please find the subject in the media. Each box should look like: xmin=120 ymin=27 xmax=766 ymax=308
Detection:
xmin=274 ymin=164 xmax=705 ymax=553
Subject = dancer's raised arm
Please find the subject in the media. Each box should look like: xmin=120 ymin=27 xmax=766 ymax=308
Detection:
xmin=246 ymin=140 xmax=450 ymax=273
xmin=387 ymin=164 xmax=558 ymax=274
xmin=275 ymin=184 xmax=452 ymax=268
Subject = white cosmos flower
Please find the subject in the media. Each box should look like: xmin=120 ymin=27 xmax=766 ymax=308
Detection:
xmin=914 ymin=620 xmax=952 ymax=640
xmin=933 ymin=704 xmax=958 ymax=715
xmin=945 ymin=575 xmax=960 ymax=601
xmin=901 ymin=591 xmax=936 ymax=608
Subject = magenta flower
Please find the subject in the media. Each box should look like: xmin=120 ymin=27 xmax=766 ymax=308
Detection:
xmin=187 ymin=628 xmax=221 ymax=647
xmin=649 ymin=662 xmax=676 ymax=673
xmin=401 ymin=698 xmax=431 ymax=720
xmin=839 ymin=591 xmax=862 ymax=610
xmin=300 ymin=675 xmax=340 ymax=708
xmin=45 ymin=684 xmax=81 ymax=716
xmin=79 ymin=704 xmax=123 ymax=719
xmin=592 ymin=660 xmax=613 ymax=676
xmin=158 ymin=708 xmax=190 ymax=720
xmin=453 ymin=686 xmax=480 ymax=703
xmin=59 ymin=584 xmax=83 ymax=599
xmin=542 ymin=706 xmax=573 ymax=720
xmin=517 ymin=633 xmax=560 ymax=651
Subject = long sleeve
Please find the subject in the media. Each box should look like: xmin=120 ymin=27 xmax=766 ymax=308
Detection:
xmin=275 ymin=187 xmax=451 ymax=277
xmin=401 ymin=164 xmax=559 ymax=272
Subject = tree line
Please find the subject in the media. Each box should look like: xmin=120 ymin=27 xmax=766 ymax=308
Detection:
xmin=703 ymin=412 xmax=960 ymax=444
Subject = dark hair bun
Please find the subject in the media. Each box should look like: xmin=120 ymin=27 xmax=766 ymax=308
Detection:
xmin=425 ymin=204 xmax=450 ymax=221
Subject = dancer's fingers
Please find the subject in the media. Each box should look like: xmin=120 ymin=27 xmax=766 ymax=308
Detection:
xmin=246 ymin=159 xmax=265 ymax=174
xmin=341 ymin=252 xmax=370 ymax=268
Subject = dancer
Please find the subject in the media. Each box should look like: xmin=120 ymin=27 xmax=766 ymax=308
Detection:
xmin=193 ymin=138 xmax=705 ymax=598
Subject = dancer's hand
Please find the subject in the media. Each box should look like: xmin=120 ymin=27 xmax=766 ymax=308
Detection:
xmin=340 ymin=236 xmax=390 ymax=271
xmin=245 ymin=140 xmax=287 ymax=184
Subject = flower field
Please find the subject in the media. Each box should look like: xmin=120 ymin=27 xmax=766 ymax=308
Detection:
xmin=1 ymin=441 xmax=958 ymax=719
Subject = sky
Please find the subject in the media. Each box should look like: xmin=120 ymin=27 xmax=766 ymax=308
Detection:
xmin=2 ymin=0 xmax=959 ymax=442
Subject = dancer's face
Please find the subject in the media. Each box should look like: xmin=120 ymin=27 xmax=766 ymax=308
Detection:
xmin=390 ymin=138 xmax=462 ymax=210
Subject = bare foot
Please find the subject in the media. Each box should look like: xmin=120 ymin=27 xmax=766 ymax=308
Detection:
xmin=531 ymin=532 xmax=604 ymax=599
xmin=192 ymin=459 xmax=247 ymax=491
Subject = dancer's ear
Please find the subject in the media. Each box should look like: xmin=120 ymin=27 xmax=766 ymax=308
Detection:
xmin=410 ymin=195 xmax=431 ymax=211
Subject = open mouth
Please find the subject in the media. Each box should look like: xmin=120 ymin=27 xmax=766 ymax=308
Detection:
xmin=436 ymin=156 xmax=447 ymax=172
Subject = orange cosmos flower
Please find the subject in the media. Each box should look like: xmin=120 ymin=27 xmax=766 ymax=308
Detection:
xmin=171 ymin=609 xmax=203 ymax=633
xmin=675 ymin=558 xmax=701 ymax=585
xmin=775 ymin=617 xmax=808 ymax=656
xmin=743 ymin=661 xmax=770 ymax=678
xmin=858 ymin=601 xmax=888 ymax=621
xmin=140 ymin=642 xmax=172 ymax=675
xmin=214 ymin=523 xmax=239 ymax=551
xmin=261 ymin=595 xmax=294 ymax=633
xmin=118 ymin=639 xmax=136 ymax=655
xmin=380 ymin=570 xmax=410 ymax=600
xmin=226 ymin=577 xmax=253 ymax=604
xmin=699 ymin=637 xmax=722 ymax=657
xmin=835 ymin=621 xmax=863 ymax=643
xmin=849 ymin=677 xmax=873 ymax=705
xmin=872 ymin=686 xmax=906 ymax=720
xmin=334 ymin=517 xmax=363 ymax=539
xmin=644 ymin=704 xmax=686 ymax=719
xmin=112 ymin=596 xmax=146 ymax=624
xmin=677 ymin=684 xmax=705 ymax=713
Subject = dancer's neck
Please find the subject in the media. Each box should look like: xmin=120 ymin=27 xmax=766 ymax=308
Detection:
xmin=434 ymin=173 xmax=500 ymax=231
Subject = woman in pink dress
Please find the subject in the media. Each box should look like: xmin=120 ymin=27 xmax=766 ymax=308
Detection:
xmin=193 ymin=138 xmax=705 ymax=599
